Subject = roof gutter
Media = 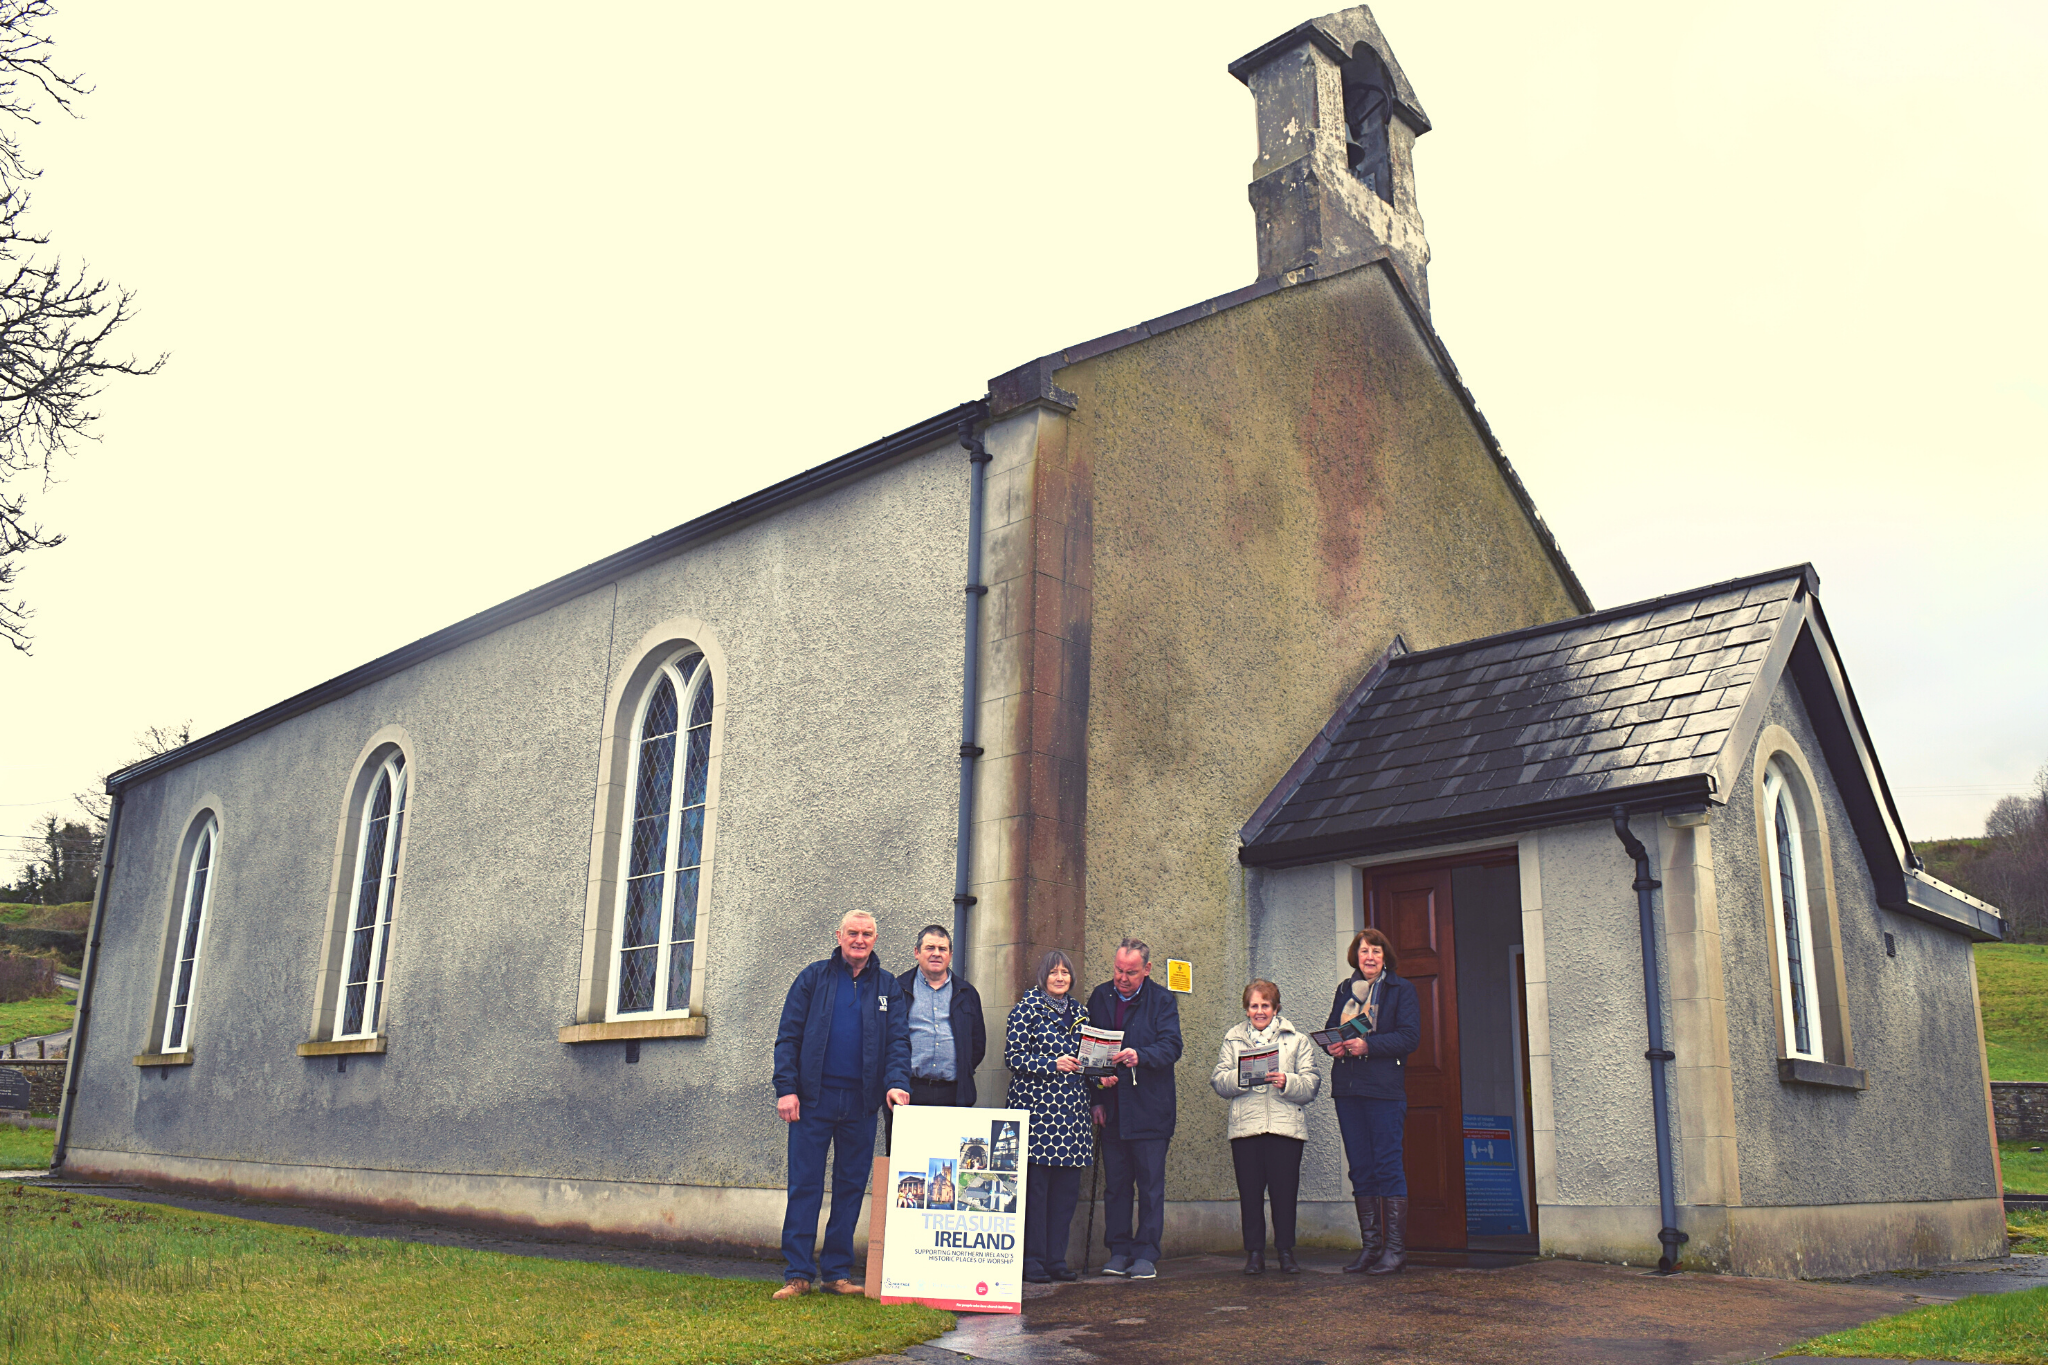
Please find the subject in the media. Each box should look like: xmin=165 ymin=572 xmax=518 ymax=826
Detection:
xmin=105 ymin=402 xmax=987 ymax=794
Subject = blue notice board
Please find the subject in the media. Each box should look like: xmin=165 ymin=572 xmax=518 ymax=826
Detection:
xmin=1463 ymin=1114 xmax=1528 ymax=1237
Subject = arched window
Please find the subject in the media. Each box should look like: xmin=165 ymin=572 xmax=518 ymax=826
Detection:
xmin=161 ymin=816 xmax=219 ymax=1054
xmin=336 ymin=751 xmax=408 ymax=1040
xmin=608 ymin=651 xmax=712 ymax=1019
xmin=1762 ymin=759 xmax=1822 ymax=1062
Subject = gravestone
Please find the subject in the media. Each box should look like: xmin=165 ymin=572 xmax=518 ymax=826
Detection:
xmin=0 ymin=1067 xmax=31 ymax=1112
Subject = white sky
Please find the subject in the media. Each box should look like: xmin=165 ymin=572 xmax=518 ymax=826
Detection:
xmin=3 ymin=1 xmax=2043 ymax=873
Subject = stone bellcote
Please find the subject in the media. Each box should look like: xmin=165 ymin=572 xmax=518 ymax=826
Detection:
xmin=1230 ymin=6 xmax=1432 ymax=309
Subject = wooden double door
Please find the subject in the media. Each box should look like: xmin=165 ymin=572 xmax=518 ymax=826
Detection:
xmin=1366 ymin=863 xmax=1464 ymax=1251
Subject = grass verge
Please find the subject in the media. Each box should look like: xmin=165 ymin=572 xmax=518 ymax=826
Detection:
xmin=1979 ymin=944 xmax=2048 ymax=1083
xmin=0 ymin=903 xmax=89 ymax=930
xmin=1781 ymin=1284 xmax=2048 ymax=1362
xmin=0 ymin=1184 xmax=953 ymax=1364
xmin=2006 ymin=1143 xmax=2048 ymax=1195
xmin=2010 ymin=1208 xmax=2048 ymax=1256
xmin=0 ymin=992 xmax=75 ymax=1045
xmin=0 ymin=1125 xmax=52 ymax=1169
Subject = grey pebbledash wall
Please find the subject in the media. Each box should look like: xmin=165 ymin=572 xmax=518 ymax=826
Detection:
xmin=66 ymin=434 xmax=970 ymax=1205
xmin=1715 ymin=676 xmax=1998 ymax=1207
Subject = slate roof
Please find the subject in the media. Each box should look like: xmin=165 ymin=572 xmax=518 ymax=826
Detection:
xmin=1242 ymin=566 xmax=1818 ymax=866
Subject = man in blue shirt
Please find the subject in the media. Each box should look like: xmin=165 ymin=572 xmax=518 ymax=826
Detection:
xmin=771 ymin=911 xmax=911 ymax=1299
xmin=886 ymin=924 xmax=987 ymax=1109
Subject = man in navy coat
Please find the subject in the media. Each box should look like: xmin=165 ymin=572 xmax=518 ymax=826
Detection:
xmin=771 ymin=910 xmax=911 ymax=1298
xmin=1088 ymin=936 xmax=1183 ymax=1280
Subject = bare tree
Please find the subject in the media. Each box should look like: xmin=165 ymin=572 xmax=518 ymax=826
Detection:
xmin=0 ymin=0 xmax=164 ymax=652
xmin=71 ymin=717 xmax=191 ymax=836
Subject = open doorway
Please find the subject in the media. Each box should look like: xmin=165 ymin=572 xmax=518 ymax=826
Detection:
xmin=1362 ymin=852 xmax=1536 ymax=1254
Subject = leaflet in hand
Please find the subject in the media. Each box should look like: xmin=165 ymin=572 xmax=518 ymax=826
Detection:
xmin=1237 ymin=1047 xmax=1279 ymax=1089
xmin=1078 ymin=1024 xmax=1125 ymax=1074
xmin=1310 ymin=1021 xmax=1367 ymax=1050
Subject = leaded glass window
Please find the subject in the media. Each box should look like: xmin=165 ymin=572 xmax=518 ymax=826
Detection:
xmin=161 ymin=817 xmax=218 ymax=1054
xmin=335 ymin=752 xmax=408 ymax=1040
xmin=1761 ymin=762 xmax=1821 ymax=1062
xmin=609 ymin=652 xmax=713 ymax=1018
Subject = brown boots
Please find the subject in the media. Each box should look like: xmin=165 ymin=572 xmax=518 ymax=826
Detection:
xmin=1342 ymin=1196 xmax=1382 ymax=1272
xmin=1342 ymin=1196 xmax=1408 ymax=1275
xmin=1368 ymin=1197 xmax=1408 ymax=1275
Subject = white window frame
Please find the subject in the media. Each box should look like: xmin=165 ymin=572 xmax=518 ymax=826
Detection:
xmin=160 ymin=816 xmax=220 ymax=1055
xmin=1761 ymin=760 xmax=1823 ymax=1062
xmin=333 ymin=752 xmax=408 ymax=1041
xmin=605 ymin=650 xmax=712 ymax=1021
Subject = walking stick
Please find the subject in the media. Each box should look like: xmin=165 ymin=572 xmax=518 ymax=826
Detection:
xmin=1082 ymin=1126 xmax=1102 ymax=1277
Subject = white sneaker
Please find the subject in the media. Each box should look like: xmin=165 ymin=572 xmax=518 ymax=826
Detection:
xmin=1128 ymin=1259 xmax=1157 ymax=1279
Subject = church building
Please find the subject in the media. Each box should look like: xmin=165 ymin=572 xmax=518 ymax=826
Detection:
xmin=55 ymin=7 xmax=2005 ymax=1279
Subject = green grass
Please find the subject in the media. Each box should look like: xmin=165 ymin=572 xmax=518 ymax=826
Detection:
xmin=2012 ymin=1208 xmax=2048 ymax=1256
xmin=1781 ymin=1284 xmax=2048 ymax=1362
xmin=0 ymin=1184 xmax=952 ymax=1363
xmin=1978 ymin=944 xmax=2048 ymax=1082
xmin=0 ymin=1124 xmax=51 ymax=1169
xmin=2005 ymin=1142 xmax=2048 ymax=1195
xmin=0 ymin=902 xmax=89 ymax=930
xmin=0 ymin=992 xmax=74 ymax=1045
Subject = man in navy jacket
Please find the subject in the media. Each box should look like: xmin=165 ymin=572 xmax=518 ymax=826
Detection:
xmin=771 ymin=911 xmax=911 ymax=1298
xmin=1087 ymin=937 xmax=1183 ymax=1280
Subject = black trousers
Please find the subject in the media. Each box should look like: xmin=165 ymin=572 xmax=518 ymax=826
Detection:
xmin=907 ymin=1078 xmax=961 ymax=1106
xmin=1230 ymin=1133 xmax=1306 ymax=1253
xmin=1023 ymin=1163 xmax=1083 ymax=1276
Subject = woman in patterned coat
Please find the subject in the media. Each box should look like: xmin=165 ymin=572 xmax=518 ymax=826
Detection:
xmin=1006 ymin=949 xmax=1092 ymax=1283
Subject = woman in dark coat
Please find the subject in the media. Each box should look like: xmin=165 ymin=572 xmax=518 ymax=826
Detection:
xmin=1321 ymin=926 xmax=1420 ymax=1275
xmin=1005 ymin=949 xmax=1092 ymax=1283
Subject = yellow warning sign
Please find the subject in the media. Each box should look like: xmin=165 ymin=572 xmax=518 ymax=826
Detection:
xmin=1166 ymin=959 xmax=1193 ymax=994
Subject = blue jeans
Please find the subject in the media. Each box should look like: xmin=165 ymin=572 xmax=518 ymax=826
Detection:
xmin=1334 ymin=1095 xmax=1407 ymax=1197
xmin=780 ymin=1084 xmax=877 ymax=1282
xmin=1101 ymin=1137 xmax=1168 ymax=1263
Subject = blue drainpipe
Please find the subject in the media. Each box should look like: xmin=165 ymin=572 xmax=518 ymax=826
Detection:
xmin=952 ymin=416 xmax=992 ymax=961
xmin=1613 ymin=805 xmax=1688 ymax=1274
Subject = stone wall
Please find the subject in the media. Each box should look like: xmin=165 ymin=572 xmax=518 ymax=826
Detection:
xmin=1994 ymin=1082 xmax=2048 ymax=1142
xmin=0 ymin=1060 xmax=65 ymax=1113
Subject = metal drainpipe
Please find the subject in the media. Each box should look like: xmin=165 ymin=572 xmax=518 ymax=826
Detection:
xmin=52 ymin=788 xmax=124 ymax=1172
xmin=1611 ymin=805 xmax=1688 ymax=1275
xmin=952 ymin=417 xmax=992 ymax=962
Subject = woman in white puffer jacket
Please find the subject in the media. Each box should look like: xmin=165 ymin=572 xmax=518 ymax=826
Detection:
xmin=1210 ymin=979 xmax=1321 ymax=1276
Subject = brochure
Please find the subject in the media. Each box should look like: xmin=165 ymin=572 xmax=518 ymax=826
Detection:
xmin=1236 ymin=1046 xmax=1279 ymax=1088
xmin=1078 ymin=1024 xmax=1124 ymax=1075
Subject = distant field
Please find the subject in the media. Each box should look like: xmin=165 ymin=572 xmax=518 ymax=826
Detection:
xmin=0 ymin=992 xmax=74 ymax=1045
xmin=0 ymin=902 xmax=90 ymax=930
xmin=1978 ymin=943 xmax=2048 ymax=1082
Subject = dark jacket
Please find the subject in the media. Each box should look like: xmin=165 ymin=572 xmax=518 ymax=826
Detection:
xmin=1324 ymin=970 xmax=1420 ymax=1100
xmin=774 ymin=948 xmax=911 ymax=1113
xmin=1086 ymin=978 xmax=1184 ymax=1142
xmin=885 ymin=970 xmax=988 ymax=1107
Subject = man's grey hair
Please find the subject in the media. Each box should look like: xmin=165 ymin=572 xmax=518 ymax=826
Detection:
xmin=915 ymin=924 xmax=952 ymax=949
xmin=1116 ymin=937 xmax=1151 ymax=966
xmin=1036 ymin=949 xmax=1076 ymax=997
xmin=839 ymin=910 xmax=878 ymax=931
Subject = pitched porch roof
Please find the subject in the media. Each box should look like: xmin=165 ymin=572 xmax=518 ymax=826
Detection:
xmin=1239 ymin=565 xmax=2001 ymax=941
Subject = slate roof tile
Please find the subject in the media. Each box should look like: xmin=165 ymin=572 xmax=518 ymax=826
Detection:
xmin=1243 ymin=567 xmax=1813 ymax=859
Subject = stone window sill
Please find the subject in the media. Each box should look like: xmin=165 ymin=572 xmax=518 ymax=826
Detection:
xmin=132 ymin=1052 xmax=195 ymax=1067
xmin=558 ymin=1017 xmax=707 ymax=1044
xmin=1778 ymin=1057 xmax=1866 ymax=1090
xmin=297 ymin=1036 xmax=387 ymax=1057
